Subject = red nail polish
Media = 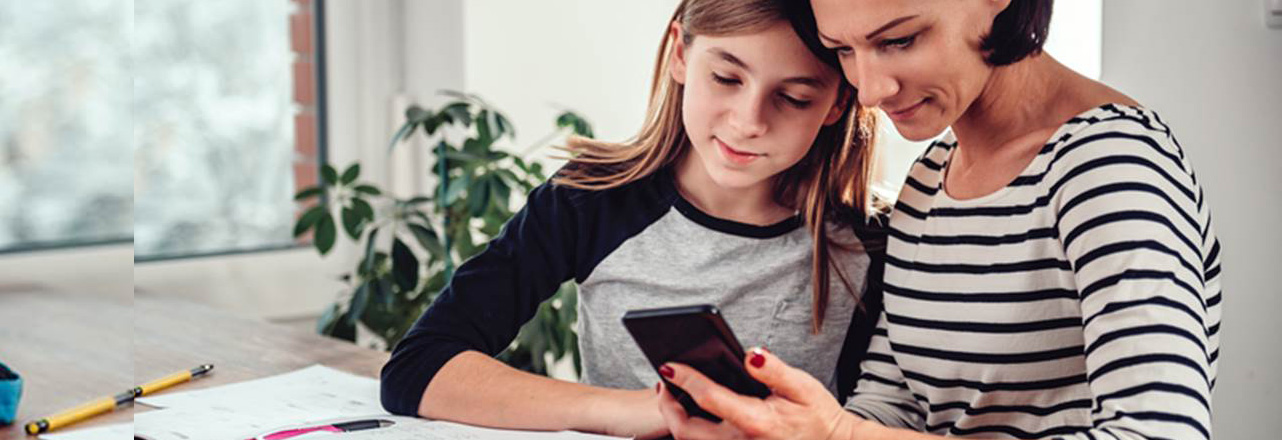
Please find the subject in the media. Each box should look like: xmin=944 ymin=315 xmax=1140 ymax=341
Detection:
xmin=655 ymin=382 xmax=661 ymax=394
xmin=659 ymin=364 xmax=675 ymax=379
xmin=749 ymin=351 xmax=766 ymax=368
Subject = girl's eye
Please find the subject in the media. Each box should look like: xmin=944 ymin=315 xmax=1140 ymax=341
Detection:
xmin=712 ymin=73 xmax=741 ymax=85
xmin=880 ymin=35 xmax=916 ymax=50
xmin=780 ymin=94 xmax=812 ymax=109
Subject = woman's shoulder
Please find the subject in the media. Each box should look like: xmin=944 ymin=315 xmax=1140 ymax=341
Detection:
xmin=1047 ymin=103 xmax=1190 ymax=172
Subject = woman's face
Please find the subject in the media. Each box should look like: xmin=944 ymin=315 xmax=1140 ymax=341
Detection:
xmin=670 ymin=20 xmax=847 ymax=192
xmin=811 ymin=0 xmax=1009 ymax=141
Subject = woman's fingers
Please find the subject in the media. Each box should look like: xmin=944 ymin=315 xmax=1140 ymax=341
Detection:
xmin=743 ymin=346 xmax=828 ymax=404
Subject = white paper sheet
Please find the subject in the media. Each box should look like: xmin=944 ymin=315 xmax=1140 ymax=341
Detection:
xmin=133 ymin=364 xmax=627 ymax=440
xmin=137 ymin=364 xmax=383 ymax=415
xmin=38 ymin=422 xmax=133 ymax=440
xmin=254 ymin=415 xmax=627 ymax=440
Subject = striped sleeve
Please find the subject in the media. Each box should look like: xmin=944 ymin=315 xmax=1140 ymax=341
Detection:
xmin=842 ymin=312 xmax=927 ymax=431
xmin=1049 ymin=124 xmax=1218 ymax=439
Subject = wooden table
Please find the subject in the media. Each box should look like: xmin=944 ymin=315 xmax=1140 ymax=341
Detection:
xmin=0 ymin=291 xmax=388 ymax=439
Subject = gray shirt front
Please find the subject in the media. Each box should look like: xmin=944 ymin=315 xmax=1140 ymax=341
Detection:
xmin=577 ymin=201 xmax=870 ymax=395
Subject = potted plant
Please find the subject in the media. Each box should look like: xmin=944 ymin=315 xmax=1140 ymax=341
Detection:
xmin=292 ymin=91 xmax=593 ymax=376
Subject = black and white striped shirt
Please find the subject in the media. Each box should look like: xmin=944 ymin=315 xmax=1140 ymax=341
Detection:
xmin=845 ymin=104 xmax=1222 ymax=439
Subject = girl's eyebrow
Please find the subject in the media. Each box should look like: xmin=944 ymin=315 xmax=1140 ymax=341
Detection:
xmin=708 ymin=48 xmax=828 ymax=88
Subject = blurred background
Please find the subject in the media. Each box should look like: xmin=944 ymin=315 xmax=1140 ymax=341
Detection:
xmin=0 ymin=0 xmax=1277 ymax=437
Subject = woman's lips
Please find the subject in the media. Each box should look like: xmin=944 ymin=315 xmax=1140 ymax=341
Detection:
xmin=887 ymin=99 xmax=927 ymax=122
xmin=715 ymin=137 xmax=761 ymax=165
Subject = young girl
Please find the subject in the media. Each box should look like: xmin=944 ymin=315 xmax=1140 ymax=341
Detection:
xmin=379 ymin=0 xmax=885 ymax=438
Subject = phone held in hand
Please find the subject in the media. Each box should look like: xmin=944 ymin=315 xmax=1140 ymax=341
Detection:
xmin=622 ymin=304 xmax=770 ymax=421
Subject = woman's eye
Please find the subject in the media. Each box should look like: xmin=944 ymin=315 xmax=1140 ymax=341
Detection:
xmin=712 ymin=73 xmax=741 ymax=85
xmin=880 ymin=35 xmax=916 ymax=50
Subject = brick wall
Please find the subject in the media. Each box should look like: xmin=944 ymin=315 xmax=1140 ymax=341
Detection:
xmin=291 ymin=0 xmax=319 ymax=243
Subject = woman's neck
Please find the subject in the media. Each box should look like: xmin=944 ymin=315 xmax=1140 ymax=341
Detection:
xmin=951 ymin=54 xmax=1075 ymax=158
xmin=673 ymin=151 xmax=794 ymax=226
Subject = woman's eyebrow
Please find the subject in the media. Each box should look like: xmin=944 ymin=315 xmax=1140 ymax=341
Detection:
xmin=865 ymin=15 xmax=919 ymax=40
xmin=818 ymin=14 xmax=921 ymax=44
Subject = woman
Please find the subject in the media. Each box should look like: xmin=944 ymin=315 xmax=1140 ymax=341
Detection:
xmin=378 ymin=0 xmax=888 ymax=438
xmin=656 ymin=1 xmax=1222 ymax=439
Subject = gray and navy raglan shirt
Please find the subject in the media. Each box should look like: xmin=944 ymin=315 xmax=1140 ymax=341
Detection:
xmin=380 ymin=168 xmax=886 ymax=416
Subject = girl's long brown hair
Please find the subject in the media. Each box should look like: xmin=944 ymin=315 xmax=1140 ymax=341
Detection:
xmin=554 ymin=0 xmax=882 ymax=333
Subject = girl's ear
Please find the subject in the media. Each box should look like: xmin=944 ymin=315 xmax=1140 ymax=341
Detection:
xmin=668 ymin=21 xmax=688 ymax=85
xmin=823 ymin=85 xmax=853 ymax=126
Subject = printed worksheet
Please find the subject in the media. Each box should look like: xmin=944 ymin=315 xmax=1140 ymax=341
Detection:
xmin=38 ymin=422 xmax=132 ymax=440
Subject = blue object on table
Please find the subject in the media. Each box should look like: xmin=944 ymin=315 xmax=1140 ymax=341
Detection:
xmin=0 ymin=361 xmax=20 ymax=426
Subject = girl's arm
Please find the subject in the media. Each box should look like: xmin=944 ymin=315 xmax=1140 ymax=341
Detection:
xmin=421 ymin=351 xmax=665 ymax=437
xmin=379 ymin=182 xmax=668 ymax=438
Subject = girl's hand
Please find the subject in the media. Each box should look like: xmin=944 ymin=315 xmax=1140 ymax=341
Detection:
xmin=594 ymin=386 xmax=671 ymax=439
xmin=655 ymin=347 xmax=864 ymax=440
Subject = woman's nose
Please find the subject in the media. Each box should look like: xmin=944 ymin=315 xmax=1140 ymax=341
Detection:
xmin=847 ymin=57 xmax=898 ymax=109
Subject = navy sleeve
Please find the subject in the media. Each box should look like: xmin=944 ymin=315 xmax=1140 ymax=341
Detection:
xmin=835 ymin=211 xmax=888 ymax=402
xmin=379 ymin=182 xmax=580 ymax=416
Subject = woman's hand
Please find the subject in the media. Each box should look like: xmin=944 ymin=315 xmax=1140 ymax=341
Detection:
xmin=655 ymin=347 xmax=865 ymax=440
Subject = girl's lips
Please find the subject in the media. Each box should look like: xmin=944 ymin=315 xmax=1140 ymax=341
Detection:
xmin=715 ymin=137 xmax=761 ymax=165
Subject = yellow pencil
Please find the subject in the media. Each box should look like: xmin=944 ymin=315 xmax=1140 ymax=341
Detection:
xmin=24 ymin=364 xmax=213 ymax=435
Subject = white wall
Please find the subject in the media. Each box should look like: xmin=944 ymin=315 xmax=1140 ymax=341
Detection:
xmin=1102 ymin=0 xmax=1282 ymax=438
xmin=462 ymin=0 xmax=680 ymax=157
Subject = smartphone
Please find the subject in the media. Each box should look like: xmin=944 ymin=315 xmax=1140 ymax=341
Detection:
xmin=622 ymin=304 xmax=770 ymax=421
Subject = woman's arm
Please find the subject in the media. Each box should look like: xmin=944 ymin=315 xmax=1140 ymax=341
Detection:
xmin=1047 ymin=118 xmax=1218 ymax=439
xmin=422 ymin=351 xmax=666 ymax=438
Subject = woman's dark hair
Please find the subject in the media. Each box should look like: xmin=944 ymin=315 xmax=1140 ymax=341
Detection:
xmin=981 ymin=0 xmax=1054 ymax=66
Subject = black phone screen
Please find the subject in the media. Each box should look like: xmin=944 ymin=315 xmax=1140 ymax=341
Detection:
xmin=622 ymin=304 xmax=770 ymax=421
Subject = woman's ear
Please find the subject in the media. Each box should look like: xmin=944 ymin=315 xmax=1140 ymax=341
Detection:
xmin=668 ymin=21 xmax=688 ymax=85
xmin=823 ymin=85 xmax=853 ymax=126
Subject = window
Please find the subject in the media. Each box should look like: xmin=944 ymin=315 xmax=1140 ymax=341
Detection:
xmin=0 ymin=1 xmax=133 ymax=253
xmin=133 ymin=0 xmax=325 ymax=260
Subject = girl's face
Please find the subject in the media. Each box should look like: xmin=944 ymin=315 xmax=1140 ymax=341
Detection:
xmin=670 ymin=20 xmax=847 ymax=193
xmin=810 ymin=0 xmax=1009 ymax=141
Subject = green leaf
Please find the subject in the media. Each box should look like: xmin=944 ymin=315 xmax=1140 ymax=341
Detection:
xmin=389 ymin=120 xmax=416 ymax=152
xmin=352 ymin=197 xmax=375 ymax=222
xmin=495 ymin=111 xmax=514 ymax=139
xmin=407 ymin=223 xmax=445 ymax=259
xmin=321 ymin=164 xmax=339 ymax=185
xmin=362 ymin=227 xmax=380 ymax=274
xmin=403 ymin=196 xmax=432 ymax=206
xmin=468 ymin=175 xmax=492 ymax=217
xmin=294 ymin=186 xmax=323 ymax=201
xmin=341 ymin=163 xmax=361 ymax=185
xmin=316 ymin=303 xmax=341 ymax=334
xmin=441 ymin=102 xmax=471 ymax=127
xmin=443 ymin=173 xmax=470 ymax=205
xmin=293 ymin=206 xmax=325 ymax=238
xmin=490 ymin=175 xmax=511 ymax=211
xmin=341 ymin=206 xmax=363 ymax=240
xmin=475 ymin=110 xmax=493 ymax=144
xmin=354 ymin=184 xmax=382 ymax=196
xmin=445 ymin=148 xmax=485 ymax=163
xmin=347 ymin=282 xmax=370 ymax=325
xmin=406 ymin=105 xmax=432 ymax=123
xmin=314 ymin=212 xmax=337 ymax=255
xmin=392 ymin=237 xmax=419 ymax=292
